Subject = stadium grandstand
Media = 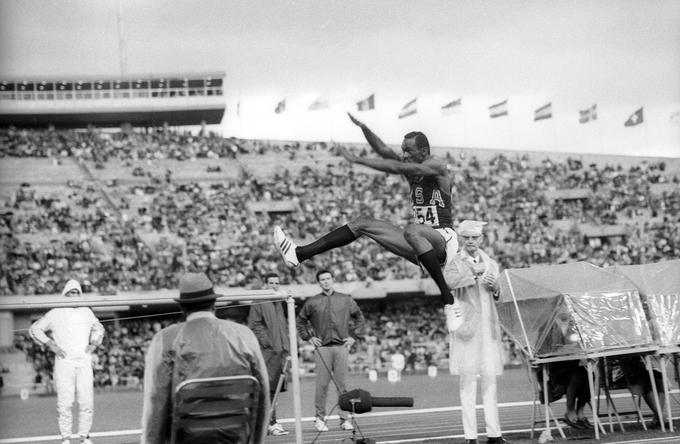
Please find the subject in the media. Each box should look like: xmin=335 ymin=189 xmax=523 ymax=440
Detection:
xmin=0 ymin=123 xmax=679 ymax=442
xmin=2 ymin=2 xmax=678 ymax=443
xmin=0 ymin=72 xmax=225 ymax=128
xmin=0 ymin=81 xmax=678 ymax=442
xmin=1 ymin=125 xmax=679 ymax=342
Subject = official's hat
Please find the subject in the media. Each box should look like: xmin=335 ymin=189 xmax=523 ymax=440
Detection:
xmin=457 ymin=220 xmax=487 ymax=237
xmin=62 ymin=279 xmax=82 ymax=296
xmin=174 ymin=272 xmax=220 ymax=305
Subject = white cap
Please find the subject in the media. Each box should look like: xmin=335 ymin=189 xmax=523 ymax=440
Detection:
xmin=457 ymin=220 xmax=487 ymax=236
xmin=61 ymin=279 xmax=82 ymax=296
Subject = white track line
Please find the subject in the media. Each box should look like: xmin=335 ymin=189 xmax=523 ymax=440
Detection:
xmin=380 ymin=431 xmax=680 ymax=444
xmin=1 ymin=390 xmax=677 ymax=444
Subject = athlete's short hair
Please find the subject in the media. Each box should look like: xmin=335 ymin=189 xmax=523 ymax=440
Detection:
xmin=403 ymin=131 xmax=430 ymax=153
xmin=264 ymin=272 xmax=279 ymax=283
xmin=316 ymin=269 xmax=332 ymax=281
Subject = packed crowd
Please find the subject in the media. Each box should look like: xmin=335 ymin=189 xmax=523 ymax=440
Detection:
xmin=1 ymin=125 xmax=246 ymax=162
xmin=4 ymin=126 xmax=672 ymax=394
xmin=15 ymin=298 xmax=519 ymax=389
xmin=1 ymin=126 xmax=679 ymax=297
xmin=1 ymin=125 xmax=327 ymax=163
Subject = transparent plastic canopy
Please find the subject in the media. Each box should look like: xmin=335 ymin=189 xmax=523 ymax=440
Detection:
xmin=613 ymin=260 xmax=680 ymax=347
xmin=497 ymin=262 xmax=653 ymax=359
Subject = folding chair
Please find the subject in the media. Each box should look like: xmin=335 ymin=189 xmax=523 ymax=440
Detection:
xmin=657 ymin=349 xmax=680 ymax=432
xmin=597 ymin=357 xmax=647 ymax=432
xmin=171 ymin=375 xmax=262 ymax=444
xmin=524 ymin=359 xmax=566 ymax=441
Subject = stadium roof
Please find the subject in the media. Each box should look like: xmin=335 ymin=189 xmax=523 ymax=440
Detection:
xmin=0 ymin=71 xmax=226 ymax=82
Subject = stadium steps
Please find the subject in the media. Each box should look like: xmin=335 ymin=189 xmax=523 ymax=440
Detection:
xmin=79 ymin=158 xmax=243 ymax=183
xmin=238 ymin=151 xmax=346 ymax=178
xmin=0 ymin=351 xmax=38 ymax=397
xmin=0 ymin=158 xmax=85 ymax=186
xmin=74 ymin=159 xmax=122 ymax=220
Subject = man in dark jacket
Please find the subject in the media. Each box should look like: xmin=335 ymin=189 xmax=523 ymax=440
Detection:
xmin=248 ymin=272 xmax=290 ymax=436
xmin=296 ymin=269 xmax=365 ymax=432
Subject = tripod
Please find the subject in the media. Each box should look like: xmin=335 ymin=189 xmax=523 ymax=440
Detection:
xmin=341 ymin=399 xmax=374 ymax=444
xmin=308 ymin=343 xmax=373 ymax=443
xmin=266 ymin=356 xmax=291 ymax=428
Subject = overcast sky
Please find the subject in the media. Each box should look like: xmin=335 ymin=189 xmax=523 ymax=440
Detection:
xmin=1 ymin=0 xmax=679 ymax=157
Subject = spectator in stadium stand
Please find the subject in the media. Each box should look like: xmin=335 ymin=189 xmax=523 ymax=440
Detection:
xmin=140 ymin=272 xmax=269 ymax=444
xmin=296 ymin=268 xmax=365 ymax=433
xmin=28 ymin=279 xmax=105 ymax=444
xmin=274 ymin=112 xmax=463 ymax=334
xmin=2 ymin=127 xmax=679 ymax=296
xmin=444 ymin=221 xmax=509 ymax=444
xmin=247 ymin=272 xmax=290 ymax=436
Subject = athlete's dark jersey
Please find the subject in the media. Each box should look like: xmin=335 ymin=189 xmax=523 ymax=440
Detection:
xmin=408 ymin=174 xmax=453 ymax=229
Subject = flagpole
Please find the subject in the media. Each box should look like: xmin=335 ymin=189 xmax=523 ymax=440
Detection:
xmin=595 ymin=106 xmax=604 ymax=156
xmin=462 ymin=100 xmax=469 ymax=149
xmin=550 ymin=110 xmax=557 ymax=154
xmin=507 ymin=108 xmax=514 ymax=152
xmin=643 ymin=111 xmax=650 ymax=155
xmin=326 ymin=96 xmax=333 ymax=145
xmin=325 ymin=93 xmax=332 ymax=143
xmin=117 ymin=0 xmax=127 ymax=76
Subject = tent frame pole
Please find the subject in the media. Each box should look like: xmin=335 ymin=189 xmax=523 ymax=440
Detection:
xmin=505 ymin=269 xmax=533 ymax=361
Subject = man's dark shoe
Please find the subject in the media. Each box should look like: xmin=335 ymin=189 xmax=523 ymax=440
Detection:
xmin=465 ymin=440 xmax=478 ymax=444
xmin=649 ymin=418 xmax=669 ymax=429
xmin=563 ymin=416 xmax=585 ymax=429
xmin=486 ymin=437 xmax=510 ymax=444
xmin=577 ymin=417 xmax=594 ymax=429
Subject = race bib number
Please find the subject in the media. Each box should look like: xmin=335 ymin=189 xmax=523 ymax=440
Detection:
xmin=413 ymin=205 xmax=440 ymax=226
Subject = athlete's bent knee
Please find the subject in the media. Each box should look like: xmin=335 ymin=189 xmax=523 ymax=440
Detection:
xmin=347 ymin=216 xmax=382 ymax=233
xmin=403 ymin=224 xmax=425 ymax=243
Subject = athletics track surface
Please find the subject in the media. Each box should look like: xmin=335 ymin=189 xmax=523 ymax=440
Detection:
xmin=1 ymin=368 xmax=678 ymax=444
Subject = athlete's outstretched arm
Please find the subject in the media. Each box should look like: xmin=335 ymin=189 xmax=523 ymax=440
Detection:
xmin=338 ymin=146 xmax=446 ymax=176
xmin=347 ymin=112 xmax=401 ymax=161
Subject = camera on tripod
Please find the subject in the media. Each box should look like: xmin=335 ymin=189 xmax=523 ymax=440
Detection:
xmin=337 ymin=388 xmax=414 ymax=443
xmin=339 ymin=388 xmax=414 ymax=414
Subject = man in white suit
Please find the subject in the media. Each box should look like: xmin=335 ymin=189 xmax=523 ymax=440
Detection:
xmin=444 ymin=221 xmax=509 ymax=444
xmin=29 ymin=279 xmax=105 ymax=444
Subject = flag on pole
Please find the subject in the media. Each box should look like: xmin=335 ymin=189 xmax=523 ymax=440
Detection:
xmin=579 ymin=104 xmax=597 ymax=124
xmin=534 ymin=102 xmax=552 ymax=121
xmin=441 ymin=98 xmax=462 ymax=116
xmin=356 ymin=94 xmax=375 ymax=111
xmin=398 ymin=98 xmax=418 ymax=119
xmin=489 ymin=100 xmax=508 ymax=118
xmin=308 ymin=96 xmax=329 ymax=111
xmin=624 ymin=107 xmax=644 ymax=127
xmin=275 ymin=98 xmax=286 ymax=114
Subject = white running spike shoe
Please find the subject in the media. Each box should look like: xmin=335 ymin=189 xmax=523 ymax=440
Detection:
xmin=340 ymin=419 xmax=354 ymax=430
xmin=444 ymin=299 xmax=464 ymax=332
xmin=268 ymin=422 xmax=289 ymax=436
xmin=314 ymin=418 xmax=329 ymax=432
xmin=274 ymin=226 xmax=299 ymax=267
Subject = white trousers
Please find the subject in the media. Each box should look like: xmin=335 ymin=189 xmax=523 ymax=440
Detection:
xmin=459 ymin=374 xmax=501 ymax=440
xmin=54 ymin=359 xmax=94 ymax=439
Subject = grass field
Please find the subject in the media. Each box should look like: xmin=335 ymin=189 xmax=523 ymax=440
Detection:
xmin=1 ymin=367 xmax=678 ymax=444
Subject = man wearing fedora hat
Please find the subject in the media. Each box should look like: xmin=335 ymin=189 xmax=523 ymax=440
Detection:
xmin=141 ymin=272 xmax=270 ymax=444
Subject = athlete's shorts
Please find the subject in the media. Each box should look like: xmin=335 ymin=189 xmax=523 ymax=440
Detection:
xmin=435 ymin=227 xmax=459 ymax=266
